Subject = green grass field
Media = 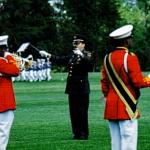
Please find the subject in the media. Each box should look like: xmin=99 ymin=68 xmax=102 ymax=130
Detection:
xmin=7 ymin=72 xmax=150 ymax=150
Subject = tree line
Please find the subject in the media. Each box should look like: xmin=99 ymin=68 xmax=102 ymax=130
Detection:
xmin=0 ymin=0 xmax=150 ymax=71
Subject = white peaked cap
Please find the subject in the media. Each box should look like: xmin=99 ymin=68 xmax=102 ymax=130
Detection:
xmin=109 ymin=25 xmax=133 ymax=39
xmin=0 ymin=35 xmax=9 ymax=45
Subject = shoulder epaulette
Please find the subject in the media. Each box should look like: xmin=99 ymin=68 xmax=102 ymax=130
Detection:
xmin=129 ymin=52 xmax=135 ymax=56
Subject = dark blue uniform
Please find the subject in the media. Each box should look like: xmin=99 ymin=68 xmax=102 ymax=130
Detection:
xmin=51 ymin=50 xmax=94 ymax=139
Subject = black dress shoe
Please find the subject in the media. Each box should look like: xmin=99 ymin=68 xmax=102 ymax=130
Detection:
xmin=72 ymin=135 xmax=80 ymax=140
xmin=72 ymin=135 xmax=88 ymax=140
xmin=79 ymin=135 xmax=88 ymax=140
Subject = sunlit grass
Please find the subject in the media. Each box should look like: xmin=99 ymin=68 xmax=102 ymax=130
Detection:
xmin=7 ymin=72 xmax=150 ymax=150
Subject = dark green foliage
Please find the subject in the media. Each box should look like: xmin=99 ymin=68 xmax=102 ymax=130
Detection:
xmin=0 ymin=0 xmax=150 ymax=70
xmin=63 ymin=0 xmax=120 ymax=50
xmin=62 ymin=0 xmax=120 ymax=68
xmin=0 ymin=0 xmax=57 ymax=52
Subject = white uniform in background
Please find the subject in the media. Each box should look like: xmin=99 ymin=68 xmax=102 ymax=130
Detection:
xmin=20 ymin=69 xmax=26 ymax=81
xmin=41 ymin=59 xmax=46 ymax=81
xmin=37 ymin=59 xmax=42 ymax=82
xmin=32 ymin=61 xmax=37 ymax=82
xmin=28 ymin=65 xmax=34 ymax=82
xmin=46 ymin=59 xmax=52 ymax=81
xmin=25 ymin=68 xmax=30 ymax=82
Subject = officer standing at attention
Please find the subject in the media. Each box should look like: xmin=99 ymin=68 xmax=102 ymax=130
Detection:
xmin=39 ymin=34 xmax=94 ymax=140
xmin=101 ymin=25 xmax=150 ymax=150
xmin=0 ymin=35 xmax=20 ymax=150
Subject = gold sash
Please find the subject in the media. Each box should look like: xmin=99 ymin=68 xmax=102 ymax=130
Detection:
xmin=104 ymin=53 xmax=138 ymax=119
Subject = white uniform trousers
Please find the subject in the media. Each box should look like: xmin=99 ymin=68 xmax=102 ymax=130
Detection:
xmin=108 ymin=119 xmax=138 ymax=150
xmin=0 ymin=111 xmax=14 ymax=150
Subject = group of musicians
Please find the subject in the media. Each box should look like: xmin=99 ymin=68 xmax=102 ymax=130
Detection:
xmin=1 ymin=24 xmax=150 ymax=150
xmin=12 ymin=58 xmax=52 ymax=82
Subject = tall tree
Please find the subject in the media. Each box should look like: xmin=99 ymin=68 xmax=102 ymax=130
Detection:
xmin=65 ymin=0 xmax=120 ymax=45
xmin=119 ymin=0 xmax=150 ymax=70
xmin=48 ymin=0 xmax=77 ymax=55
xmin=0 ymin=0 xmax=57 ymax=53
xmin=63 ymin=0 xmax=120 ymax=68
xmin=138 ymin=0 xmax=150 ymax=70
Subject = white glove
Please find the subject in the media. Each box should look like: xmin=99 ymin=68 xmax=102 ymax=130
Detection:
xmin=4 ymin=52 xmax=12 ymax=58
xmin=39 ymin=51 xmax=51 ymax=58
xmin=74 ymin=49 xmax=83 ymax=57
xmin=22 ymin=58 xmax=29 ymax=63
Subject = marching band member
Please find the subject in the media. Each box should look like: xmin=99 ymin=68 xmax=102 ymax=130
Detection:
xmin=39 ymin=34 xmax=94 ymax=140
xmin=32 ymin=61 xmax=38 ymax=82
xmin=46 ymin=58 xmax=52 ymax=81
xmin=19 ymin=68 xmax=26 ymax=81
xmin=0 ymin=35 xmax=20 ymax=150
xmin=41 ymin=59 xmax=46 ymax=81
xmin=101 ymin=25 xmax=150 ymax=150
xmin=37 ymin=59 xmax=43 ymax=82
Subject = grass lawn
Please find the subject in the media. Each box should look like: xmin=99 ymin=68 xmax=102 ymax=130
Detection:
xmin=7 ymin=72 xmax=150 ymax=150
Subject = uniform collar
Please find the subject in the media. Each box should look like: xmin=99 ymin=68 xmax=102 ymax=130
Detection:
xmin=73 ymin=48 xmax=78 ymax=53
xmin=73 ymin=48 xmax=84 ymax=52
xmin=116 ymin=47 xmax=129 ymax=52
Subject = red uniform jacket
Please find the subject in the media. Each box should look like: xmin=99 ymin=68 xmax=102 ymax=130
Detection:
xmin=101 ymin=47 xmax=150 ymax=120
xmin=0 ymin=54 xmax=20 ymax=112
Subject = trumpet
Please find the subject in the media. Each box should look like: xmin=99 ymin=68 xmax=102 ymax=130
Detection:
xmin=12 ymin=53 xmax=33 ymax=70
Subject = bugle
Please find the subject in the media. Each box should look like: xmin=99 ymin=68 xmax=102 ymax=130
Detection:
xmin=12 ymin=53 xmax=33 ymax=70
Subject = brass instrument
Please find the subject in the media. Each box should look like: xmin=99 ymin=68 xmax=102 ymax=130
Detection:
xmin=12 ymin=53 xmax=33 ymax=70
